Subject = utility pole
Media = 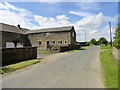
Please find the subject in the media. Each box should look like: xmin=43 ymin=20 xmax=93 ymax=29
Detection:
xmin=109 ymin=22 xmax=112 ymax=47
xmin=85 ymin=33 xmax=86 ymax=42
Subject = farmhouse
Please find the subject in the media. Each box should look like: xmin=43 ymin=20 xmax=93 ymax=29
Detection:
xmin=0 ymin=23 xmax=76 ymax=51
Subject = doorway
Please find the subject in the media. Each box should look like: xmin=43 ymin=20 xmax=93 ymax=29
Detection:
xmin=47 ymin=41 xmax=50 ymax=49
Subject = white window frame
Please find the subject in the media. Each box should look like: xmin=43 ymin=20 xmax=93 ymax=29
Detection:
xmin=51 ymin=41 xmax=55 ymax=45
xmin=58 ymin=41 xmax=62 ymax=44
xmin=64 ymin=41 xmax=67 ymax=44
xmin=37 ymin=41 xmax=42 ymax=46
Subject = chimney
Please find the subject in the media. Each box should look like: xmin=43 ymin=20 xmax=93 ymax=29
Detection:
xmin=17 ymin=24 xmax=21 ymax=29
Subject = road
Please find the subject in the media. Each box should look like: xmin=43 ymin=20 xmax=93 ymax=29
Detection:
xmin=2 ymin=46 xmax=104 ymax=88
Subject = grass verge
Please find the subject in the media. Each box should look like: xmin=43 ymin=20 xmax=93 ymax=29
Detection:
xmin=65 ymin=49 xmax=77 ymax=53
xmin=37 ymin=50 xmax=49 ymax=53
xmin=100 ymin=44 xmax=113 ymax=49
xmin=65 ymin=47 xmax=87 ymax=53
xmin=0 ymin=59 xmax=41 ymax=74
xmin=100 ymin=50 xmax=119 ymax=88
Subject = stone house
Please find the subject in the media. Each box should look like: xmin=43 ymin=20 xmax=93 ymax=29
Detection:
xmin=27 ymin=26 xmax=76 ymax=50
xmin=0 ymin=23 xmax=76 ymax=51
xmin=0 ymin=23 xmax=31 ymax=48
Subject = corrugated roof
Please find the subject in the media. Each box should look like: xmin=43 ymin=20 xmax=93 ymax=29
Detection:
xmin=27 ymin=26 xmax=74 ymax=34
xmin=0 ymin=23 xmax=29 ymax=34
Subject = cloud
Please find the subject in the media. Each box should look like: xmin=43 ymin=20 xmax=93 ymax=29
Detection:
xmin=69 ymin=10 xmax=95 ymax=17
xmin=0 ymin=1 xmax=34 ymax=29
xmin=34 ymin=14 xmax=71 ymax=29
xmin=0 ymin=1 xmax=117 ymax=42
xmin=90 ymin=30 xmax=97 ymax=34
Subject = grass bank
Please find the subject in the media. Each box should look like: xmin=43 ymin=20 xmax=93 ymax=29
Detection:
xmin=0 ymin=59 xmax=41 ymax=74
xmin=100 ymin=44 xmax=113 ymax=49
xmin=100 ymin=50 xmax=119 ymax=88
xmin=65 ymin=49 xmax=77 ymax=53
xmin=37 ymin=50 xmax=49 ymax=53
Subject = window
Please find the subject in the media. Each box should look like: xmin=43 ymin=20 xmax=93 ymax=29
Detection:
xmin=38 ymin=41 xmax=42 ymax=46
xmin=17 ymin=43 xmax=23 ymax=47
xmin=6 ymin=42 xmax=14 ymax=48
xmin=46 ymin=33 xmax=51 ymax=36
xmin=72 ymin=32 xmax=74 ymax=37
xmin=64 ymin=41 xmax=67 ymax=44
xmin=58 ymin=41 xmax=62 ymax=44
xmin=51 ymin=41 xmax=55 ymax=45
xmin=43 ymin=33 xmax=51 ymax=36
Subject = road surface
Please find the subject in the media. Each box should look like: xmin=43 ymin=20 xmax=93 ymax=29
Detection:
xmin=2 ymin=46 xmax=104 ymax=88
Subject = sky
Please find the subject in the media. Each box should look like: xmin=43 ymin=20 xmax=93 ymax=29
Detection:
xmin=0 ymin=1 xmax=118 ymax=42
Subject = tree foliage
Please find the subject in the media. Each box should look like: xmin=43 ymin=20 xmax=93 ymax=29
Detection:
xmin=98 ymin=37 xmax=108 ymax=45
xmin=90 ymin=38 xmax=96 ymax=45
xmin=113 ymin=23 xmax=120 ymax=48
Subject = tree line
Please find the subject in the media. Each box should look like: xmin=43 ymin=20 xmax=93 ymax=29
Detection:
xmin=89 ymin=23 xmax=120 ymax=47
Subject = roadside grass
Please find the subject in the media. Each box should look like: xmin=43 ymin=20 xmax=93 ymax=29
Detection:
xmin=100 ymin=44 xmax=113 ymax=49
xmin=65 ymin=47 xmax=87 ymax=53
xmin=89 ymin=44 xmax=95 ymax=47
xmin=80 ymin=44 xmax=95 ymax=49
xmin=37 ymin=50 xmax=49 ymax=53
xmin=100 ymin=50 xmax=119 ymax=88
xmin=65 ymin=49 xmax=77 ymax=53
xmin=0 ymin=59 xmax=41 ymax=74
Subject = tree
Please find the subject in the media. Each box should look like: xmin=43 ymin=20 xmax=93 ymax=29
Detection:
xmin=113 ymin=23 xmax=120 ymax=48
xmin=98 ymin=37 xmax=108 ymax=45
xmin=90 ymin=38 xmax=96 ymax=45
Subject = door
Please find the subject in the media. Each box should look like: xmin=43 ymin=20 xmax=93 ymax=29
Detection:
xmin=47 ymin=41 xmax=50 ymax=49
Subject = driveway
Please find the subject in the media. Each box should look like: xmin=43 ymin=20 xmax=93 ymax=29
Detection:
xmin=2 ymin=46 xmax=104 ymax=88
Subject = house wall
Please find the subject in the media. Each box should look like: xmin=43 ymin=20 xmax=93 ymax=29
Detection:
xmin=1 ymin=47 xmax=37 ymax=66
xmin=1 ymin=31 xmax=31 ymax=48
xmin=28 ymin=31 xmax=73 ymax=50
xmin=70 ymin=28 xmax=76 ymax=49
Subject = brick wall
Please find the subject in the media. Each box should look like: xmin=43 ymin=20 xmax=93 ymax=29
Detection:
xmin=112 ymin=47 xmax=120 ymax=62
xmin=1 ymin=47 xmax=37 ymax=66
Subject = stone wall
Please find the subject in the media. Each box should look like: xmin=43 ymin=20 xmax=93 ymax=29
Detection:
xmin=1 ymin=47 xmax=37 ymax=66
xmin=112 ymin=47 xmax=120 ymax=62
xmin=2 ymin=31 xmax=31 ymax=48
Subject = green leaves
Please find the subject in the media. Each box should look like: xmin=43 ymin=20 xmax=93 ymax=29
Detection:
xmin=113 ymin=23 xmax=120 ymax=48
xmin=90 ymin=38 xmax=96 ymax=45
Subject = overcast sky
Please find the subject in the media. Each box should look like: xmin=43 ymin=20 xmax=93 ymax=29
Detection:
xmin=0 ymin=1 xmax=118 ymax=42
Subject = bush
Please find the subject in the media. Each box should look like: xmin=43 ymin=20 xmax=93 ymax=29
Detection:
xmin=90 ymin=38 xmax=96 ymax=45
xmin=98 ymin=37 xmax=108 ymax=45
xmin=113 ymin=23 xmax=120 ymax=48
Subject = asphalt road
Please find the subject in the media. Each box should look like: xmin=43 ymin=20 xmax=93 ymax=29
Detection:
xmin=2 ymin=46 xmax=104 ymax=88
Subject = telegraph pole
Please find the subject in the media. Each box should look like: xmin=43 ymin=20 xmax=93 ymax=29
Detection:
xmin=109 ymin=22 xmax=112 ymax=47
xmin=85 ymin=33 xmax=86 ymax=42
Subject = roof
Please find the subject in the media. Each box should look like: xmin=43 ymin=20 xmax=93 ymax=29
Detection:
xmin=27 ymin=26 xmax=74 ymax=34
xmin=0 ymin=23 xmax=29 ymax=34
xmin=0 ymin=23 xmax=74 ymax=34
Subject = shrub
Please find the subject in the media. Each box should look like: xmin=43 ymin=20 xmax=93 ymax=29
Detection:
xmin=113 ymin=23 xmax=120 ymax=48
xmin=90 ymin=38 xmax=96 ymax=45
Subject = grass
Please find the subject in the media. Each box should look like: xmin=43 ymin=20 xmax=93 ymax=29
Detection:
xmin=80 ymin=44 xmax=95 ymax=49
xmin=100 ymin=50 xmax=119 ymax=88
xmin=89 ymin=44 xmax=95 ymax=47
xmin=100 ymin=44 xmax=113 ymax=49
xmin=65 ymin=47 xmax=87 ymax=53
xmin=65 ymin=49 xmax=77 ymax=53
xmin=37 ymin=50 xmax=49 ymax=53
xmin=0 ymin=59 xmax=41 ymax=74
